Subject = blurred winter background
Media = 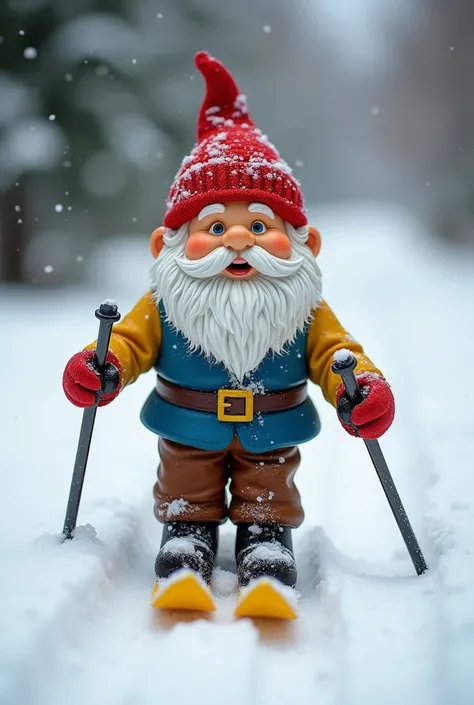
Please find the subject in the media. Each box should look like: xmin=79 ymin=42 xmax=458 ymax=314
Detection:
xmin=2 ymin=4 xmax=474 ymax=702
xmin=1 ymin=0 xmax=474 ymax=285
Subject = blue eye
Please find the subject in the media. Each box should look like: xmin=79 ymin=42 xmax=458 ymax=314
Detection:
xmin=251 ymin=220 xmax=266 ymax=235
xmin=209 ymin=222 xmax=225 ymax=235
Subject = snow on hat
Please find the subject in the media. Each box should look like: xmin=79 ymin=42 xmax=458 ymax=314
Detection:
xmin=163 ymin=51 xmax=307 ymax=229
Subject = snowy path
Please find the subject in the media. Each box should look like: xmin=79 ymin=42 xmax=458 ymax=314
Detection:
xmin=1 ymin=205 xmax=473 ymax=704
xmin=36 ymin=523 xmax=340 ymax=705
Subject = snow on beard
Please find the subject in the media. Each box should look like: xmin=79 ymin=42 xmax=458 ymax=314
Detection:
xmin=150 ymin=223 xmax=323 ymax=382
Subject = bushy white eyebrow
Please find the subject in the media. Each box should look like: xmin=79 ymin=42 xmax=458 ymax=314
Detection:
xmin=198 ymin=203 xmax=225 ymax=221
xmin=248 ymin=203 xmax=275 ymax=219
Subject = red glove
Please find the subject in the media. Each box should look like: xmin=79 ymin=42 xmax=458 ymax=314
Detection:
xmin=63 ymin=350 xmax=122 ymax=408
xmin=336 ymin=372 xmax=395 ymax=440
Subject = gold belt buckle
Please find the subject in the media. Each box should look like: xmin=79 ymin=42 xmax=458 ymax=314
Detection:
xmin=217 ymin=389 xmax=254 ymax=422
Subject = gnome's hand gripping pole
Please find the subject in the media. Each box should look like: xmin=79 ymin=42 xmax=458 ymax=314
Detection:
xmin=62 ymin=301 xmax=121 ymax=540
xmin=332 ymin=351 xmax=428 ymax=576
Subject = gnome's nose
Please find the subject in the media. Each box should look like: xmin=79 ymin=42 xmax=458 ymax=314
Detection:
xmin=222 ymin=226 xmax=255 ymax=251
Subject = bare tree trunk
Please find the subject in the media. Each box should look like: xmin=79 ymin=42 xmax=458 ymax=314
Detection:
xmin=0 ymin=182 xmax=27 ymax=283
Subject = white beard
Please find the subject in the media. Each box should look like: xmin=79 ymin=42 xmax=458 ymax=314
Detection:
xmin=150 ymin=223 xmax=323 ymax=383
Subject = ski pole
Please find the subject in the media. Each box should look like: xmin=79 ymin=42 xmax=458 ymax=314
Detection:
xmin=332 ymin=351 xmax=428 ymax=576
xmin=62 ymin=300 xmax=121 ymax=540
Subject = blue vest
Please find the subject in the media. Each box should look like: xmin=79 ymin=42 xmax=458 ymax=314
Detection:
xmin=140 ymin=302 xmax=321 ymax=452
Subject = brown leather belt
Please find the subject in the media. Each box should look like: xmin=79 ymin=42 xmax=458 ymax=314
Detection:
xmin=156 ymin=376 xmax=307 ymax=423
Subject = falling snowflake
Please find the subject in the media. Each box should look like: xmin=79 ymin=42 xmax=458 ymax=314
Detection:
xmin=24 ymin=47 xmax=37 ymax=60
xmin=262 ymin=25 xmax=272 ymax=34
xmin=54 ymin=204 xmax=63 ymax=213
xmin=44 ymin=265 xmax=54 ymax=274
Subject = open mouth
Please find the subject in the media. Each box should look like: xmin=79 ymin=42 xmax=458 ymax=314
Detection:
xmin=226 ymin=257 xmax=253 ymax=277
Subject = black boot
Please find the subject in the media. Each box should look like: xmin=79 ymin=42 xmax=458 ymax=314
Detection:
xmin=235 ymin=523 xmax=297 ymax=589
xmin=155 ymin=521 xmax=219 ymax=585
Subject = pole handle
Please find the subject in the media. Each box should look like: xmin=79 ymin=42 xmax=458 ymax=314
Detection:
xmin=331 ymin=349 xmax=364 ymax=403
xmin=94 ymin=300 xmax=121 ymax=372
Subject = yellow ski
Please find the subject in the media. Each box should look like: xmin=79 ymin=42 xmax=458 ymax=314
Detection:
xmin=151 ymin=569 xmax=216 ymax=612
xmin=234 ymin=578 xmax=298 ymax=620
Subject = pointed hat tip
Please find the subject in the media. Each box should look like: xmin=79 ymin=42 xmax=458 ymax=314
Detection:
xmin=194 ymin=51 xmax=254 ymax=140
xmin=194 ymin=49 xmax=211 ymax=67
xmin=194 ymin=50 xmax=213 ymax=70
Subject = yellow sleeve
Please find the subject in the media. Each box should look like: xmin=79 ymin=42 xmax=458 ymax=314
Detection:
xmin=86 ymin=292 xmax=161 ymax=387
xmin=306 ymin=300 xmax=383 ymax=406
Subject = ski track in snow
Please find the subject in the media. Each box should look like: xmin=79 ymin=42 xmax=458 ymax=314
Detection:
xmin=1 ymin=205 xmax=473 ymax=704
xmin=12 ymin=516 xmax=339 ymax=705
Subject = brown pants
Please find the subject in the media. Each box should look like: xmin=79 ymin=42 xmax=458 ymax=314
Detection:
xmin=153 ymin=435 xmax=304 ymax=528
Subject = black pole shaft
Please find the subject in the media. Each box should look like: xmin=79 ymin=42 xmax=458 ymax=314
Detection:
xmin=332 ymin=351 xmax=428 ymax=576
xmin=362 ymin=438 xmax=427 ymax=575
xmin=62 ymin=301 xmax=120 ymax=539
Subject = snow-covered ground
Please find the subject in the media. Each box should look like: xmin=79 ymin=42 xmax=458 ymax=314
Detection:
xmin=1 ymin=203 xmax=473 ymax=705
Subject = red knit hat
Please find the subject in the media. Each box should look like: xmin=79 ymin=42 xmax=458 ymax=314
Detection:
xmin=164 ymin=51 xmax=307 ymax=229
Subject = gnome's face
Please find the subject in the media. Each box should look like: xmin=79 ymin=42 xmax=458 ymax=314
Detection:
xmin=149 ymin=202 xmax=323 ymax=381
xmin=186 ymin=201 xmax=317 ymax=280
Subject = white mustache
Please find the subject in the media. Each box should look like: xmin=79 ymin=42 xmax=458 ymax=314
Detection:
xmin=245 ymin=247 xmax=304 ymax=278
xmin=175 ymin=245 xmax=304 ymax=279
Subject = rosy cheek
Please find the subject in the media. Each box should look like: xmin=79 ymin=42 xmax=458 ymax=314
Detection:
xmin=262 ymin=231 xmax=292 ymax=259
xmin=185 ymin=233 xmax=218 ymax=260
